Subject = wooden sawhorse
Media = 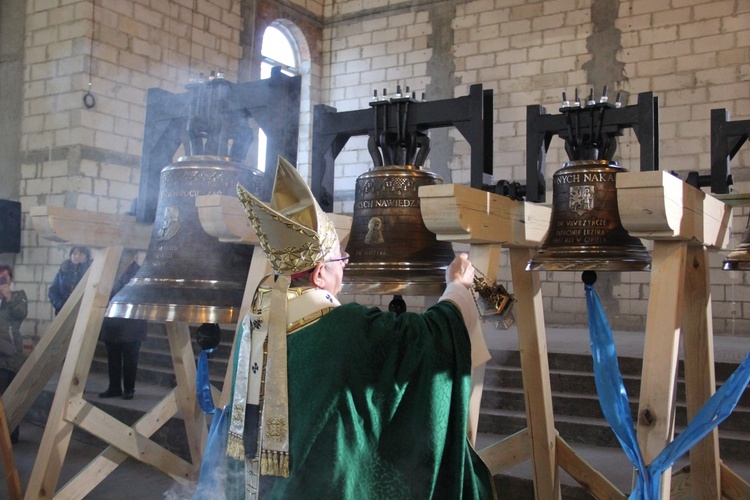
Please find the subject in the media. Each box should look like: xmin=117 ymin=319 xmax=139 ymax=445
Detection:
xmin=618 ymin=172 xmax=748 ymax=499
xmin=5 ymin=207 xmax=207 ymax=499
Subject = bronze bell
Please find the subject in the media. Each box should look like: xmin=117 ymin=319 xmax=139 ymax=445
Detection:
xmin=342 ymin=164 xmax=455 ymax=296
xmin=107 ymin=155 xmax=262 ymax=324
xmin=722 ymin=216 xmax=750 ymax=270
xmin=341 ymin=88 xmax=454 ymax=296
xmin=527 ymin=159 xmax=651 ymax=271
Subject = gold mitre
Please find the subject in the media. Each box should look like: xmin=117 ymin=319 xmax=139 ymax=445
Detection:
xmin=237 ymin=156 xmax=338 ymax=275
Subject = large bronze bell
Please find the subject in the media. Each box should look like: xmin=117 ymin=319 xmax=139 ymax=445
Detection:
xmin=527 ymin=159 xmax=651 ymax=271
xmin=342 ymin=164 xmax=455 ymax=296
xmin=340 ymin=88 xmax=455 ymax=296
xmin=722 ymin=216 xmax=750 ymax=270
xmin=107 ymin=155 xmax=262 ymax=323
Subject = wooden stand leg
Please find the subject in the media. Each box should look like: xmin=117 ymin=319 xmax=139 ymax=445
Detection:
xmin=24 ymin=246 xmax=123 ymax=500
xmin=635 ymin=240 xmax=687 ymax=498
xmin=165 ymin=322 xmax=208 ymax=470
xmin=681 ymin=245 xmax=720 ymax=499
xmin=509 ymin=247 xmax=560 ymax=500
xmin=0 ymin=397 xmax=22 ymax=500
xmin=3 ymin=269 xmax=87 ymax=430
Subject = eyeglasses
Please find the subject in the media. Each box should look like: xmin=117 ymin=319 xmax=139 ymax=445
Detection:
xmin=324 ymin=251 xmax=350 ymax=266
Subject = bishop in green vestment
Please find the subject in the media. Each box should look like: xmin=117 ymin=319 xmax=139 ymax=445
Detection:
xmin=195 ymin=157 xmax=495 ymax=499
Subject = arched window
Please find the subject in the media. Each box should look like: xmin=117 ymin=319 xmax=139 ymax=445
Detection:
xmin=257 ymin=25 xmax=300 ymax=169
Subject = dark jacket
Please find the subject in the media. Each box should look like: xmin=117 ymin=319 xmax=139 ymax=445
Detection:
xmin=99 ymin=261 xmax=148 ymax=343
xmin=48 ymin=260 xmax=91 ymax=314
xmin=0 ymin=290 xmax=28 ymax=373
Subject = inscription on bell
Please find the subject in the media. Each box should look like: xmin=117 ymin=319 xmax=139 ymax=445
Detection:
xmin=353 ymin=198 xmax=419 ymax=209
xmin=554 ymin=172 xmax=615 ymax=184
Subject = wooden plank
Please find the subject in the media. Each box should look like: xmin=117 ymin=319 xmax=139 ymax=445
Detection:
xmin=30 ymin=206 xmax=150 ymax=250
xmin=478 ymin=428 xmax=532 ymax=474
xmin=509 ymin=247 xmax=560 ymax=500
xmin=196 ymin=194 xmax=260 ymax=244
xmin=2 ymin=269 xmax=86 ymax=429
xmin=165 ymin=322 xmax=207 ymax=470
xmin=721 ymin=462 xmax=750 ymax=499
xmin=635 ymin=240 xmax=687 ymax=499
xmin=555 ymin=435 xmax=626 ymax=500
xmin=65 ymin=397 xmax=194 ymax=481
xmin=55 ymin=390 xmax=182 ymax=499
xmin=196 ymin=194 xmax=353 ymax=247
xmin=0 ymin=397 xmax=22 ymax=500
xmin=682 ymin=245 xmax=721 ymax=499
xmin=618 ymin=171 xmax=731 ymax=248
xmin=669 ymin=464 xmax=693 ymax=499
xmin=419 ymin=184 xmax=550 ymax=246
xmin=24 ymin=246 xmax=123 ymax=500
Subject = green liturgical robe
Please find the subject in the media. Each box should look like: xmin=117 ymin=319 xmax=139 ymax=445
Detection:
xmin=261 ymin=300 xmax=493 ymax=499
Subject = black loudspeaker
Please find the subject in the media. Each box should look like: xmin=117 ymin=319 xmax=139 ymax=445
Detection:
xmin=0 ymin=200 xmax=21 ymax=254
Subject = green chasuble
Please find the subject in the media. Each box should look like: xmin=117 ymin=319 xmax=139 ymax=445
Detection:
xmin=258 ymin=300 xmax=495 ymax=499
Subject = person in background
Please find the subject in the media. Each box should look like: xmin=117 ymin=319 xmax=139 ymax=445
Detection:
xmin=48 ymin=246 xmax=91 ymax=315
xmin=98 ymin=258 xmax=148 ymax=400
xmin=0 ymin=265 xmax=28 ymax=443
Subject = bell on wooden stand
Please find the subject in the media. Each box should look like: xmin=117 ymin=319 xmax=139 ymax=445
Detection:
xmin=107 ymin=74 xmax=264 ymax=325
xmin=722 ymin=215 xmax=750 ymax=270
xmin=527 ymin=87 xmax=651 ymax=272
xmin=341 ymin=87 xmax=455 ymax=296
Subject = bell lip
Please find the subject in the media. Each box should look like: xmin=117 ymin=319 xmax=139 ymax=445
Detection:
xmin=525 ymin=259 xmax=652 ymax=272
xmin=340 ymin=280 xmax=446 ymax=297
xmin=106 ymin=301 xmax=239 ymax=325
xmin=722 ymin=260 xmax=750 ymax=271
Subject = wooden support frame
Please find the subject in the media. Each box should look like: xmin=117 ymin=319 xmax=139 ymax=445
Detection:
xmin=618 ymin=171 xmax=744 ymax=499
xmin=9 ymin=207 xmax=209 ymax=499
xmin=419 ymin=183 xmax=565 ymax=499
xmin=420 ymin=178 xmax=746 ymax=500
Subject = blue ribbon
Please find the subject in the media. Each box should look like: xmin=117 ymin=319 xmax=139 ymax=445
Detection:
xmin=585 ymin=283 xmax=750 ymax=499
xmin=197 ymin=349 xmax=217 ymax=414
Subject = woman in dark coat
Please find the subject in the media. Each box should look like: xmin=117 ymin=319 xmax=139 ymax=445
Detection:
xmin=98 ymin=259 xmax=148 ymax=400
xmin=48 ymin=246 xmax=91 ymax=315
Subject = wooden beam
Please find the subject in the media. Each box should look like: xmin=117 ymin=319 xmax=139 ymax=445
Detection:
xmin=419 ymin=183 xmax=550 ymax=246
xmin=24 ymin=246 xmax=123 ymax=500
xmin=165 ymin=322 xmax=208 ymax=471
xmin=196 ymin=194 xmax=353 ymax=247
xmin=478 ymin=428 xmax=532 ymax=474
xmin=509 ymin=247 xmax=560 ymax=500
xmin=65 ymin=397 xmax=194 ymax=481
xmin=682 ymin=245 xmax=721 ymax=499
xmin=635 ymin=240 xmax=687 ymax=498
xmin=55 ymin=390 xmax=182 ymax=498
xmin=30 ymin=206 xmax=150 ymax=250
xmin=721 ymin=462 xmax=750 ymax=499
xmin=555 ymin=435 xmax=626 ymax=500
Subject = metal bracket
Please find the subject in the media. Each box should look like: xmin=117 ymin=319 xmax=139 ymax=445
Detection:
xmin=524 ymin=91 xmax=659 ymax=203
